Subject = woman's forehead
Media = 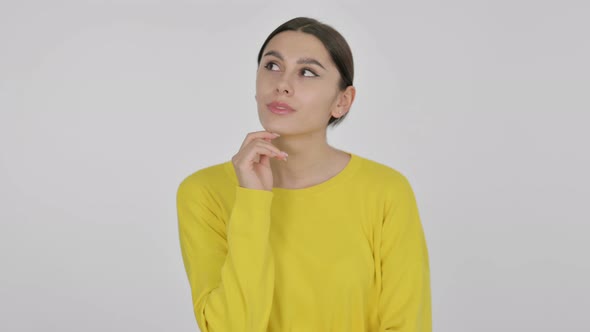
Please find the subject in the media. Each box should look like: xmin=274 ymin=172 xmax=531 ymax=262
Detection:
xmin=264 ymin=31 xmax=332 ymax=65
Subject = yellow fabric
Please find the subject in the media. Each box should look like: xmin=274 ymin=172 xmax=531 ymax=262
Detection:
xmin=176 ymin=152 xmax=431 ymax=331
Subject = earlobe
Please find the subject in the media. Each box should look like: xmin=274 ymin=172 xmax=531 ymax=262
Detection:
xmin=334 ymin=107 xmax=346 ymax=117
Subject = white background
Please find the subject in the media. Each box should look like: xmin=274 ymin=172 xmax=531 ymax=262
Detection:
xmin=1 ymin=0 xmax=589 ymax=331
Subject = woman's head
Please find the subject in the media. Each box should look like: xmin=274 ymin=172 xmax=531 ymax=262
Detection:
xmin=255 ymin=17 xmax=355 ymax=135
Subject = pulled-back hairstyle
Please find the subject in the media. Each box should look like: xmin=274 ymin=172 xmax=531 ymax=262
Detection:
xmin=257 ymin=17 xmax=354 ymax=128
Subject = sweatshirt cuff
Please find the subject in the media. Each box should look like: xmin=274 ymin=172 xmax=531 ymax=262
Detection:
xmin=228 ymin=186 xmax=274 ymax=237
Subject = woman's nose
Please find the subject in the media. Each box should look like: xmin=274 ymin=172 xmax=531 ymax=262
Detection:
xmin=275 ymin=75 xmax=293 ymax=95
xmin=276 ymin=86 xmax=290 ymax=95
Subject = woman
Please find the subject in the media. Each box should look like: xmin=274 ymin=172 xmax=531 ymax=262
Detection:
xmin=177 ymin=17 xmax=432 ymax=331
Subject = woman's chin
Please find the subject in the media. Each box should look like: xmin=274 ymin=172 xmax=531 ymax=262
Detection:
xmin=259 ymin=121 xmax=284 ymax=133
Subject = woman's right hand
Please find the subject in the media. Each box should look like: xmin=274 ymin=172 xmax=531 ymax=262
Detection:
xmin=231 ymin=131 xmax=288 ymax=191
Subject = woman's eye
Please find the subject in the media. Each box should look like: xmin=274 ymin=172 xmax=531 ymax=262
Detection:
xmin=301 ymin=68 xmax=317 ymax=77
xmin=264 ymin=62 xmax=279 ymax=71
xmin=264 ymin=62 xmax=317 ymax=77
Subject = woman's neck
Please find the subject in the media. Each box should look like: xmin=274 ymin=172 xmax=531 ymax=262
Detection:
xmin=269 ymin=132 xmax=347 ymax=189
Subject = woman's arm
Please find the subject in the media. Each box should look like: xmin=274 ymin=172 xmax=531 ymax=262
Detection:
xmin=177 ymin=177 xmax=275 ymax=332
xmin=378 ymin=175 xmax=432 ymax=331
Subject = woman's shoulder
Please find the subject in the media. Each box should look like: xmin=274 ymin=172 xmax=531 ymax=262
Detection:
xmin=346 ymin=153 xmax=417 ymax=203
xmin=177 ymin=160 xmax=235 ymax=195
xmin=353 ymin=153 xmax=412 ymax=187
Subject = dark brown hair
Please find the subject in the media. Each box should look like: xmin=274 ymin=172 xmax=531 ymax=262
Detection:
xmin=257 ymin=17 xmax=354 ymax=128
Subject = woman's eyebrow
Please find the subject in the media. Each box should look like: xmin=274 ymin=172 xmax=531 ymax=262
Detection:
xmin=263 ymin=50 xmax=326 ymax=70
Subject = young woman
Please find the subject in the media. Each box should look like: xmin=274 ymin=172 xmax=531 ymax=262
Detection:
xmin=177 ymin=17 xmax=432 ymax=331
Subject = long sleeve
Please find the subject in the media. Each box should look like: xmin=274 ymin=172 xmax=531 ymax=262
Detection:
xmin=177 ymin=177 xmax=275 ymax=332
xmin=378 ymin=175 xmax=432 ymax=332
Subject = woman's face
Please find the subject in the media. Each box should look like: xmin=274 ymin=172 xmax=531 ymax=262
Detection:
xmin=255 ymin=30 xmax=345 ymax=135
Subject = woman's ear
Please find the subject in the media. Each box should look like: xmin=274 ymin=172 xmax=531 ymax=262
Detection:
xmin=332 ymin=86 xmax=356 ymax=117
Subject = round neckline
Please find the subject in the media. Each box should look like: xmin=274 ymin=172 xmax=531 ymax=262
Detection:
xmin=224 ymin=151 xmax=362 ymax=196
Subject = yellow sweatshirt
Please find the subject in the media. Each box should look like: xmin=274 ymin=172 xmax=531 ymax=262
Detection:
xmin=176 ymin=152 xmax=431 ymax=331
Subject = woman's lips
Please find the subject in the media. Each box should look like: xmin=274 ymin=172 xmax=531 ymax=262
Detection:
xmin=267 ymin=101 xmax=295 ymax=115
